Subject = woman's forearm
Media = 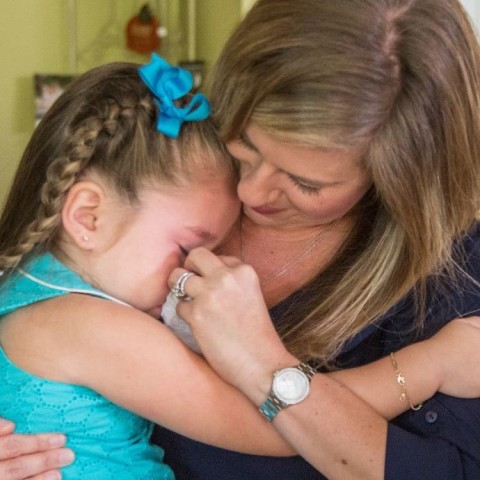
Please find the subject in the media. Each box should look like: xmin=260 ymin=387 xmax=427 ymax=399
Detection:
xmin=233 ymin=349 xmax=389 ymax=480
xmin=231 ymin=320 xmax=479 ymax=478
xmin=328 ymin=340 xmax=440 ymax=420
xmin=170 ymin=252 xmax=480 ymax=476
xmin=273 ymin=372 xmax=388 ymax=480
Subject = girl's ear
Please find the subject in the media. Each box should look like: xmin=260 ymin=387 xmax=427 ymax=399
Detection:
xmin=62 ymin=181 xmax=105 ymax=249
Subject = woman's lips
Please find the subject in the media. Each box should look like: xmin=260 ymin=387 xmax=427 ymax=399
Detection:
xmin=250 ymin=205 xmax=285 ymax=215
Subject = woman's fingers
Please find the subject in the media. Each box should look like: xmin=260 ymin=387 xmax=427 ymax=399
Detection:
xmin=168 ymin=247 xmax=246 ymax=300
xmin=185 ymin=247 xmax=242 ymax=274
xmin=0 ymin=451 xmax=70 ymax=479
xmin=165 ymin=245 xmax=295 ymax=397
xmin=0 ymin=432 xmax=66 ymax=461
xmin=169 ymin=265 xmax=257 ymax=308
xmin=0 ymin=432 xmax=74 ymax=480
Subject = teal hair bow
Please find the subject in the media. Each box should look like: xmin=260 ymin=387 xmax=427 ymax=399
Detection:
xmin=138 ymin=53 xmax=211 ymax=138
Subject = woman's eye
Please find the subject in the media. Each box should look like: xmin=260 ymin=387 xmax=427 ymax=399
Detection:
xmin=288 ymin=174 xmax=321 ymax=195
xmin=237 ymin=133 xmax=256 ymax=151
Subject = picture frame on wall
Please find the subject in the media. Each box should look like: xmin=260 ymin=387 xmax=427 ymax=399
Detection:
xmin=34 ymin=74 xmax=76 ymax=127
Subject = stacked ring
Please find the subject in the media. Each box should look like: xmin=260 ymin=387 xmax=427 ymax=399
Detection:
xmin=171 ymin=271 xmax=196 ymax=301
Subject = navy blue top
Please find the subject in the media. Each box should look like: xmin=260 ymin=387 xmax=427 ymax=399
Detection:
xmin=153 ymin=224 xmax=480 ymax=479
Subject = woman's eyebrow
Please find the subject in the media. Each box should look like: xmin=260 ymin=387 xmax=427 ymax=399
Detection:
xmin=242 ymin=129 xmax=338 ymax=187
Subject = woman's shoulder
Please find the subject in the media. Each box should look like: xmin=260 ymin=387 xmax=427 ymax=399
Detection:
xmin=459 ymin=222 xmax=480 ymax=267
xmin=450 ymin=222 xmax=480 ymax=295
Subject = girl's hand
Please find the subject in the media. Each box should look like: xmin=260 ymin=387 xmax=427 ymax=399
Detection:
xmin=0 ymin=419 xmax=74 ymax=480
xmin=427 ymin=316 xmax=480 ymax=398
xmin=169 ymin=247 xmax=296 ymax=401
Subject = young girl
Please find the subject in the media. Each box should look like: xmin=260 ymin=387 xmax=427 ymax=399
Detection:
xmin=1 ymin=54 xmax=480 ymax=480
xmin=0 ymin=55 xmax=250 ymax=479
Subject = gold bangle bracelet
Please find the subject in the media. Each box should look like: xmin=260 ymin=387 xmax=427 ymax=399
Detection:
xmin=390 ymin=352 xmax=423 ymax=411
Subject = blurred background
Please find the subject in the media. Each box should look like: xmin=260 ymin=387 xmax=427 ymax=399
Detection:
xmin=0 ymin=0 xmax=478 ymax=206
xmin=0 ymin=0 xmax=255 ymax=205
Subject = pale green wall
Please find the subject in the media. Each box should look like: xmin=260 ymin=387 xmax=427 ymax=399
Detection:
xmin=0 ymin=0 xmax=69 ymax=207
xmin=0 ymin=0 xmax=244 ymax=206
xmin=196 ymin=0 xmax=241 ymax=74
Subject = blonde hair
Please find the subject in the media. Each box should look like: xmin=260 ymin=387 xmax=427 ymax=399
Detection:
xmin=208 ymin=0 xmax=480 ymax=364
xmin=0 ymin=62 xmax=234 ymax=274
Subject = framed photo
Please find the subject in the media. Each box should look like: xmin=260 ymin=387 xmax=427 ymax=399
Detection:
xmin=34 ymin=74 xmax=76 ymax=126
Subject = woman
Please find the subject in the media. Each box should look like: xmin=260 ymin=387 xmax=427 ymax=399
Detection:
xmin=2 ymin=0 xmax=480 ymax=478
xmin=161 ymin=0 xmax=480 ymax=477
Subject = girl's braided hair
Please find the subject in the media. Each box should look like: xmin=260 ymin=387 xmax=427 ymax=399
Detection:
xmin=0 ymin=62 xmax=232 ymax=273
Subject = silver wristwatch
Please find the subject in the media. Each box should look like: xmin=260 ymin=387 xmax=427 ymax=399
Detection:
xmin=259 ymin=362 xmax=317 ymax=421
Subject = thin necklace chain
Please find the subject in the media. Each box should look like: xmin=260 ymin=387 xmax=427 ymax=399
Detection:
xmin=240 ymin=216 xmax=340 ymax=287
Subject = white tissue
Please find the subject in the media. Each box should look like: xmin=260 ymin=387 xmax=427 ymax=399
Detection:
xmin=162 ymin=293 xmax=202 ymax=354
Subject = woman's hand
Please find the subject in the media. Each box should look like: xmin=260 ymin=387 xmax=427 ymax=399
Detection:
xmin=426 ymin=316 xmax=480 ymax=398
xmin=0 ymin=419 xmax=74 ymax=480
xmin=169 ymin=247 xmax=296 ymax=402
xmin=170 ymin=248 xmax=390 ymax=479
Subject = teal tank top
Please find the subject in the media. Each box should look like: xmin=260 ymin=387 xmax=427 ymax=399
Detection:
xmin=0 ymin=253 xmax=174 ymax=479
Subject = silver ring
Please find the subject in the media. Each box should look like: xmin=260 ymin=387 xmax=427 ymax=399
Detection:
xmin=171 ymin=271 xmax=196 ymax=301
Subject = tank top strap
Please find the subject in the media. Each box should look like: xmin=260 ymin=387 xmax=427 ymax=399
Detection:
xmin=0 ymin=252 xmax=131 ymax=317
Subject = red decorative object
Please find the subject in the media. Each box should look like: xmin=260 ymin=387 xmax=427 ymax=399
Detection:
xmin=126 ymin=4 xmax=160 ymax=54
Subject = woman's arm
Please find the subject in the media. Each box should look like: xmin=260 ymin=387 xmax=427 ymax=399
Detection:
xmin=1 ymin=261 xmax=479 ymax=478
xmin=169 ymin=247 xmax=480 ymax=479
xmin=0 ymin=340 xmax=439 ymax=480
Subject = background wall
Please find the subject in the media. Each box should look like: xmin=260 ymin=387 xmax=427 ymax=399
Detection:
xmin=0 ymin=0 xmax=243 ymax=206
xmin=0 ymin=1 xmax=69 ymax=207
xmin=196 ymin=0 xmax=242 ymax=70
xmin=1 ymin=0 xmax=479 ymax=206
xmin=462 ymin=0 xmax=480 ymax=34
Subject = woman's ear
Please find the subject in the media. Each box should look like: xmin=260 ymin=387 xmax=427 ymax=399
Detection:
xmin=62 ymin=181 xmax=105 ymax=249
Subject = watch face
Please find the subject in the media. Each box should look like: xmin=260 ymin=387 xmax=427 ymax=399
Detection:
xmin=272 ymin=367 xmax=310 ymax=405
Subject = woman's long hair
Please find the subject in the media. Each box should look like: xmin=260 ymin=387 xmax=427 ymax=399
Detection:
xmin=208 ymin=0 xmax=480 ymax=364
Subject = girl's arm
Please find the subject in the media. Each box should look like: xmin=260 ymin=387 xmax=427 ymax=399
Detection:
xmin=2 ymin=281 xmax=479 ymax=478
xmin=0 ymin=315 xmax=441 ymax=480
xmin=1 ymin=289 xmax=436 ymax=461
xmin=1 ymin=293 xmax=293 ymax=457
xmin=331 ymin=317 xmax=480 ymax=420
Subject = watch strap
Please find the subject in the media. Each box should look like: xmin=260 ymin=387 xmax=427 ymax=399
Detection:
xmin=258 ymin=397 xmax=285 ymax=421
xmin=259 ymin=362 xmax=317 ymax=422
xmin=296 ymin=361 xmax=317 ymax=380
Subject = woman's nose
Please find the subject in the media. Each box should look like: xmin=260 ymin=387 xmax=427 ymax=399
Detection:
xmin=237 ymin=160 xmax=281 ymax=205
